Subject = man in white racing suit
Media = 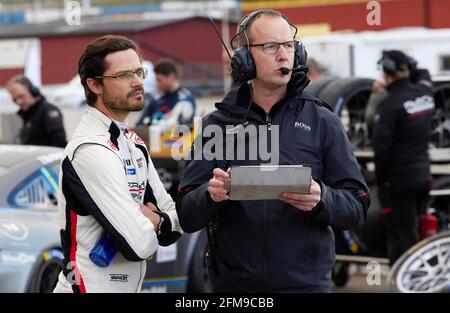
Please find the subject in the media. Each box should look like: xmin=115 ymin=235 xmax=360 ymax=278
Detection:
xmin=53 ymin=35 xmax=182 ymax=293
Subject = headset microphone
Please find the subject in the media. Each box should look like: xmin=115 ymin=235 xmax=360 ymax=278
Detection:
xmin=279 ymin=67 xmax=290 ymax=75
xmin=279 ymin=65 xmax=307 ymax=76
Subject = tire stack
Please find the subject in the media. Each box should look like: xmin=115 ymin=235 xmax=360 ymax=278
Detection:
xmin=305 ymin=78 xmax=374 ymax=149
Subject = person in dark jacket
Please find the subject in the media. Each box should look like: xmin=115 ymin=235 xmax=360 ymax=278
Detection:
xmin=373 ymin=50 xmax=435 ymax=265
xmin=366 ymin=55 xmax=433 ymax=144
xmin=176 ymin=9 xmax=370 ymax=292
xmin=6 ymin=75 xmax=67 ymax=147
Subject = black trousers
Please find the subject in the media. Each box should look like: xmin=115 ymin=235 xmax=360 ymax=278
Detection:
xmin=378 ymin=178 xmax=431 ymax=266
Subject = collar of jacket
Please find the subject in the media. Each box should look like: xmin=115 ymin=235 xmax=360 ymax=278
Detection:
xmin=17 ymin=97 xmax=44 ymax=121
xmin=162 ymin=85 xmax=182 ymax=98
xmin=215 ymin=71 xmax=311 ymax=124
xmin=386 ymin=77 xmax=412 ymax=92
xmin=87 ymin=107 xmax=121 ymax=148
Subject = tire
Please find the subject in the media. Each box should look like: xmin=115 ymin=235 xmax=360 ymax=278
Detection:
xmin=353 ymin=185 xmax=387 ymax=258
xmin=386 ymin=231 xmax=450 ymax=293
xmin=156 ymin=167 xmax=178 ymax=199
xmin=304 ymin=77 xmax=335 ymax=98
xmin=187 ymin=230 xmax=213 ymax=293
xmin=431 ymin=84 xmax=450 ymax=148
xmin=332 ymin=262 xmax=350 ymax=287
xmin=317 ymin=78 xmax=374 ymax=149
xmin=27 ymin=248 xmax=64 ymax=293
xmin=334 ymin=183 xmax=387 ymax=260
xmin=317 ymin=78 xmax=374 ymax=113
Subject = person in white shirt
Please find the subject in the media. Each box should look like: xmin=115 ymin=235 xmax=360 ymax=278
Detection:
xmin=53 ymin=35 xmax=182 ymax=293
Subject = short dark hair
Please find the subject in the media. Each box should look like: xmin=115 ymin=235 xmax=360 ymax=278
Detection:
xmin=78 ymin=35 xmax=141 ymax=106
xmin=154 ymin=59 xmax=179 ymax=78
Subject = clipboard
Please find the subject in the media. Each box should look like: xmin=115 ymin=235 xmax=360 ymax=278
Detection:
xmin=229 ymin=165 xmax=312 ymax=201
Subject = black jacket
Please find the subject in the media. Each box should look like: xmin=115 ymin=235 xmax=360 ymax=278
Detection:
xmin=176 ymin=80 xmax=370 ymax=292
xmin=17 ymin=97 xmax=67 ymax=147
xmin=373 ymin=78 xmax=434 ymax=185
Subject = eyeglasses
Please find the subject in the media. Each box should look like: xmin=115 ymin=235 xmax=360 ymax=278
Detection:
xmin=94 ymin=67 xmax=148 ymax=80
xmin=249 ymin=40 xmax=298 ymax=55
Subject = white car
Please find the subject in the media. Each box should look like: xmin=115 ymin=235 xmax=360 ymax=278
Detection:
xmin=43 ymin=75 xmax=86 ymax=108
xmin=0 ymin=144 xmax=210 ymax=293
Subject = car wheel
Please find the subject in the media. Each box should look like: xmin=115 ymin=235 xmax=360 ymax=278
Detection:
xmin=27 ymin=248 xmax=64 ymax=293
xmin=332 ymin=261 xmax=350 ymax=287
xmin=431 ymin=84 xmax=450 ymax=148
xmin=386 ymin=231 xmax=450 ymax=293
xmin=187 ymin=230 xmax=213 ymax=293
xmin=353 ymin=185 xmax=387 ymax=258
xmin=156 ymin=168 xmax=173 ymax=192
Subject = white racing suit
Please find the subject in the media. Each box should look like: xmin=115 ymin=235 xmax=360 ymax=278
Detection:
xmin=54 ymin=107 xmax=182 ymax=293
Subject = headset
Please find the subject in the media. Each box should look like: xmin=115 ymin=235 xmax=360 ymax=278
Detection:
xmin=407 ymin=56 xmax=418 ymax=71
xmin=378 ymin=52 xmax=398 ymax=74
xmin=229 ymin=9 xmax=308 ymax=82
xmin=12 ymin=75 xmax=41 ymax=98
xmin=378 ymin=51 xmax=417 ymax=75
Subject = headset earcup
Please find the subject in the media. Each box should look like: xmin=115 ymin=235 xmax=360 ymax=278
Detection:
xmin=23 ymin=77 xmax=41 ymax=97
xmin=407 ymin=56 xmax=418 ymax=71
xmin=231 ymin=48 xmax=256 ymax=82
xmin=29 ymin=84 xmax=41 ymax=97
xmin=381 ymin=58 xmax=397 ymax=74
xmin=294 ymin=42 xmax=307 ymax=67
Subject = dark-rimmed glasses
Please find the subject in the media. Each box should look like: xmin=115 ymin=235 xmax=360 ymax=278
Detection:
xmin=249 ymin=40 xmax=298 ymax=55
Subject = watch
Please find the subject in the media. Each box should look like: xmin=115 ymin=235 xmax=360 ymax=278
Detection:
xmin=157 ymin=215 xmax=165 ymax=236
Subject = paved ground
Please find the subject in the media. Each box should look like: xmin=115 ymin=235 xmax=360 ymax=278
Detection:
xmin=333 ymin=274 xmax=386 ymax=293
xmin=332 ymin=264 xmax=388 ymax=293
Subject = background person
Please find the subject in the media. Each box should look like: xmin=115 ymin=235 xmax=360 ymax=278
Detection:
xmin=6 ymin=75 xmax=66 ymax=147
xmin=373 ymin=50 xmax=435 ymax=265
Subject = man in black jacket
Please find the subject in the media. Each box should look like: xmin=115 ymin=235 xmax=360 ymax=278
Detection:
xmin=176 ymin=9 xmax=370 ymax=292
xmin=373 ymin=50 xmax=435 ymax=265
xmin=6 ymin=75 xmax=67 ymax=147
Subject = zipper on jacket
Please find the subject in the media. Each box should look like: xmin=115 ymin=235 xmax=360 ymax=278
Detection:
xmin=261 ymin=200 xmax=268 ymax=292
xmin=265 ymin=113 xmax=272 ymax=164
xmin=266 ymin=113 xmax=272 ymax=131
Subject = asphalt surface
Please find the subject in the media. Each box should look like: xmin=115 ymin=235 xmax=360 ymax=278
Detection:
xmin=332 ymin=264 xmax=388 ymax=293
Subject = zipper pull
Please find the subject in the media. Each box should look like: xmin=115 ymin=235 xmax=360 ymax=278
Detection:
xmin=266 ymin=113 xmax=272 ymax=131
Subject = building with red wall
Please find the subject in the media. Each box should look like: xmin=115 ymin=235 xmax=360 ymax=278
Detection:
xmin=0 ymin=16 xmax=237 ymax=86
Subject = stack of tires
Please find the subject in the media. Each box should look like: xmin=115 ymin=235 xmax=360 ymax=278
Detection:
xmin=305 ymin=78 xmax=374 ymax=149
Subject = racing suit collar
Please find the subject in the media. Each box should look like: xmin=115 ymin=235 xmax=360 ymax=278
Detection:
xmin=111 ymin=119 xmax=129 ymax=134
xmin=87 ymin=107 xmax=121 ymax=148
